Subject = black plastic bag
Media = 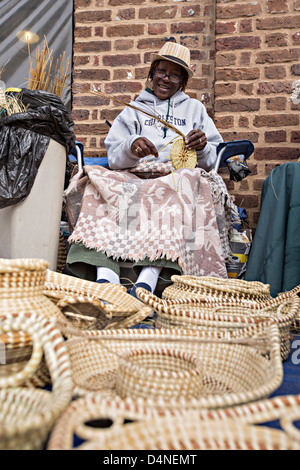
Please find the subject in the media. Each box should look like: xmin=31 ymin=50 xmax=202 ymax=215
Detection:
xmin=0 ymin=89 xmax=75 ymax=208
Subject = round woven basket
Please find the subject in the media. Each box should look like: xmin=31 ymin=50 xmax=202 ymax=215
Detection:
xmin=0 ymin=258 xmax=65 ymax=370
xmin=162 ymin=275 xmax=272 ymax=303
xmin=116 ymin=347 xmax=203 ymax=400
xmin=0 ymin=312 xmax=73 ymax=450
xmin=137 ymin=288 xmax=300 ymax=361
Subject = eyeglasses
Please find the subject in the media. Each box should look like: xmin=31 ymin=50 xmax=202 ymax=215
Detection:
xmin=154 ymin=70 xmax=182 ymax=84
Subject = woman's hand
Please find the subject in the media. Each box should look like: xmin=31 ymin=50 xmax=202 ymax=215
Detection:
xmin=185 ymin=129 xmax=207 ymax=151
xmin=131 ymin=137 xmax=159 ymax=158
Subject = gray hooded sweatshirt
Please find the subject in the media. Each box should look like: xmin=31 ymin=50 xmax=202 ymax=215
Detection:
xmin=104 ymin=88 xmax=223 ymax=172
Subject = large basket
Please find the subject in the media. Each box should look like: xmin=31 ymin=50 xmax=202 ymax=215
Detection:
xmin=64 ymin=322 xmax=283 ymax=408
xmin=137 ymin=288 xmax=300 ymax=361
xmin=162 ymin=275 xmax=272 ymax=303
xmin=0 ymin=312 xmax=73 ymax=450
xmin=47 ymin=392 xmax=300 ymax=450
xmin=44 ymin=270 xmax=153 ymax=334
xmin=0 ymin=258 xmax=65 ymax=374
xmin=116 ymin=347 xmax=203 ymax=400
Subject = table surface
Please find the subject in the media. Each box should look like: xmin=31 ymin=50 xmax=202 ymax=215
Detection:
xmin=271 ymin=333 xmax=300 ymax=398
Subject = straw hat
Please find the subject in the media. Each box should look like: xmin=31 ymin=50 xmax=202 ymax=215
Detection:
xmin=150 ymin=42 xmax=193 ymax=78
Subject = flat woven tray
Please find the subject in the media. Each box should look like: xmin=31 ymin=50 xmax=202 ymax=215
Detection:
xmin=44 ymin=270 xmax=153 ymax=333
xmin=47 ymin=392 xmax=300 ymax=450
xmin=64 ymin=322 xmax=283 ymax=409
xmin=137 ymin=288 xmax=300 ymax=361
xmin=0 ymin=311 xmax=73 ymax=450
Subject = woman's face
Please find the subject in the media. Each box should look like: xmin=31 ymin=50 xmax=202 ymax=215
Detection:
xmin=152 ymin=60 xmax=184 ymax=100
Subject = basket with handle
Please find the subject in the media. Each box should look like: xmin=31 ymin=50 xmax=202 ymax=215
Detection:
xmin=44 ymin=270 xmax=153 ymax=333
xmin=63 ymin=320 xmax=283 ymax=408
xmin=116 ymin=347 xmax=203 ymax=400
xmin=137 ymin=287 xmax=300 ymax=361
xmin=47 ymin=391 xmax=300 ymax=450
xmin=0 ymin=258 xmax=66 ymax=377
xmin=162 ymin=275 xmax=273 ymax=303
xmin=0 ymin=311 xmax=73 ymax=450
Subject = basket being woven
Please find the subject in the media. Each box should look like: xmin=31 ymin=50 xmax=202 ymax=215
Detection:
xmin=64 ymin=321 xmax=283 ymax=408
xmin=0 ymin=311 xmax=73 ymax=450
xmin=138 ymin=287 xmax=300 ymax=361
xmin=47 ymin=392 xmax=300 ymax=450
xmin=116 ymin=347 xmax=203 ymax=400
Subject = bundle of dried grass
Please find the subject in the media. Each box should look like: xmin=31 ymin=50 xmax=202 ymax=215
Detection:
xmin=4 ymin=94 xmax=28 ymax=116
xmin=28 ymin=38 xmax=70 ymax=98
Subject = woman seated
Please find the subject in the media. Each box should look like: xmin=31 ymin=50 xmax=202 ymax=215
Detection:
xmin=66 ymin=42 xmax=236 ymax=297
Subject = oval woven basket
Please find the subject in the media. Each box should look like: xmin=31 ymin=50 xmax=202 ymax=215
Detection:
xmin=137 ymin=288 xmax=300 ymax=361
xmin=0 ymin=311 xmax=73 ymax=450
xmin=116 ymin=347 xmax=203 ymax=400
xmin=162 ymin=275 xmax=272 ymax=303
xmin=44 ymin=270 xmax=152 ymax=334
xmin=47 ymin=392 xmax=300 ymax=450
xmin=64 ymin=321 xmax=283 ymax=408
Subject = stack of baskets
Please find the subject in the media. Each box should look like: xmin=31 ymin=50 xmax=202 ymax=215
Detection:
xmin=1 ymin=257 xmax=299 ymax=450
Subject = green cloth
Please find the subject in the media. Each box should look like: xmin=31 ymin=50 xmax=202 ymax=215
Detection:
xmin=66 ymin=242 xmax=182 ymax=284
xmin=245 ymin=162 xmax=300 ymax=297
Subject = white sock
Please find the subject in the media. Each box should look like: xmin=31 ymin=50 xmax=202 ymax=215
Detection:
xmin=135 ymin=266 xmax=162 ymax=293
xmin=96 ymin=267 xmax=120 ymax=284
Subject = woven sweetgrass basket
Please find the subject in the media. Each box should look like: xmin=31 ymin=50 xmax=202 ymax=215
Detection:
xmin=44 ymin=270 xmax=153 ymax=334
xmin=116 ymin=347 xmax=203 ymax=400
xmin=138 ymin=286 xmax=300 ymax=361
xmin=0 ymin=311 xmax=73 ymax=450
xmin=162 ymin=275 xmax=273 ymax=303
xmin=47 ymin=391 xmax=300 ymax=450
xmin=64 ymin=321 xmax=283 ymax=408
xmin=0 ymin=258 xmax=65 ymax=377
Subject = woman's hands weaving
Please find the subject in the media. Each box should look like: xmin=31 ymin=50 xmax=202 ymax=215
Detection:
xmin=185 ymin=129 xmax=207 ymax=151
xmin=132 ymin=137 xmax=159 ymax=158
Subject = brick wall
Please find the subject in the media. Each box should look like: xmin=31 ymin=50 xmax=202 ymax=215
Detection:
xmin=215 ymin=0 xmax=300 ymax=229
xmin=72 ymin=0 xmax=216 ymax=155
xmin=72 ymin=0 xmax=300 ymax=231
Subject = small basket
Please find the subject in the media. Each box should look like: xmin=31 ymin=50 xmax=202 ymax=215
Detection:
xmin=162 ymin=275 xmax=272 ymax=303
xmin=0 ymin=312 xmax=73 ymax=450
xmin=47 ymin=392 xmax=300 ymax=450
xmin=116 ymin=347 xmax=203 ymax=400
xmin=137 ymin=288 xmax=300 ymax=361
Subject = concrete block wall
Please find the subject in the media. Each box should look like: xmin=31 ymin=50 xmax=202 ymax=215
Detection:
xmin=72 ymin=0 xmax=300 ymax=231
